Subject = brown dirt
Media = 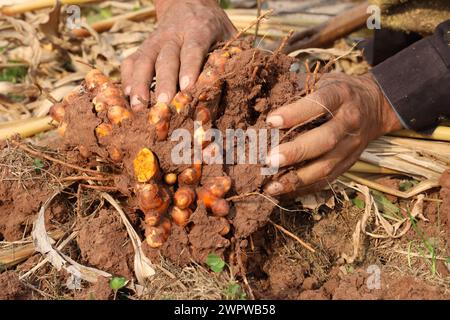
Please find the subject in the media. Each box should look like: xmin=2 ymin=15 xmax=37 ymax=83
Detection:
xmin=439 ymin=170 xmax=450 ymax=243
xmin=0 ymin=271 xmax=32 ymax=300
xmin=77 ymin=208 xmax=134 ymax=278
xmin=74 ymin=276 xmax=112 ymax=300
xmin=0 ymin=177 xmax=53 ymax=241
xmin=248 ymin=179 xmax=450 ymax=300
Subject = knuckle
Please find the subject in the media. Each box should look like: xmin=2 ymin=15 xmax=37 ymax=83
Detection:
xmin=342 ymin=106 xmax=362 ymax=130
xmin=321 ymin=161 xmax=335 ymax=177
xmin=291 ymin=142 xmax=307 ymax=163
xmin=339 ymin=82 xmax=354 ymax=98
xmin=184 ymin=38 xmax=204 ymax=50
xmin=328 ymin=131 xmax=339 ymax=149
xmin=135 ymin=46 xmax=156 ymax=61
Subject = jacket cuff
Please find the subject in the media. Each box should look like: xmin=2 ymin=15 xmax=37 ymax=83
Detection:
xmin=372 ymin=20 xmax=450 ymax=131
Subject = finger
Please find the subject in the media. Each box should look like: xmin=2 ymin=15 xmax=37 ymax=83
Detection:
xmin=264 ymin=136 xmax=361 ymax=196
xmin=266 ymin=109 xmax=349 ymax=168
xmin=179 ymin=37 xmax=211 ymax=90
xmin=266 ymin=83 xmax=343 ymax=128
xmin=155 ymin=41 xmax=181 ymax=104
xmin=130 ymin=42 xmax=159 ymax=112
xmin=120 ymin=53 xmax=136 ymax=96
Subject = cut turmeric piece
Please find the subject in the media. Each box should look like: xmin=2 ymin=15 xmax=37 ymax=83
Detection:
xmin=133 ymin=148 xmax=159 ymax=182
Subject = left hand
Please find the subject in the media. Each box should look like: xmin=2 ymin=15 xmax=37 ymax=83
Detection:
xmin=263 ymin=72 xmax=403 ymax=196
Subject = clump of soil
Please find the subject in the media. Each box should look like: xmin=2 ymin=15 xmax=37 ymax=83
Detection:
xmin=0 ymin=271 xmax=32 ymax=300
xmin=0 ymin=143 xmax=72 ymax=242
xmin=77 ymin=209 xmax=134 ymax=278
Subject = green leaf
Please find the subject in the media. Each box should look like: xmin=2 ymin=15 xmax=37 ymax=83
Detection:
xmin=0 ymin=65 xmax=28 ymax=83
xmin=109 ymin=276 xmax=127 ymax=291
xmin=372 ymin=191 xmax=400 ymax=219
xmin=345 ymin=265 xmax=355 ymax=274
xmin=352 ymin=198 xmax=365 ymax=209
xmin=85 ymin=6 xmax=113 ymax=24
xmin=399 ymin=179 xmax=418 ymax=191
xmin=206 ymin=253 xmax=225 ymax=273
xmin=446 ymin=257 xmax=450 ymax=264
xmin=226 ymin=282 xmax=247 ymax=300
xmin=33 ymin=158 xmax=44 ymax=174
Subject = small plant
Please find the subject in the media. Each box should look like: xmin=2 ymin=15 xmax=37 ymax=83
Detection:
xmin=408 ymin=210 xmax=437 ymax=275
xmin=352 ymin=197 xmax=365 ymax=209
xmin=109 ymin=276 xmax=128 ymax=300
xmin=399 ymin=179 xmax=418 ymax=191
xmin=372 ymin=191 xmax=401 ymax=220
xmin=225 ymin=282 xmax=247 ymax=300
xmin=85 ymin=6 xmax=113 ymax=24
xmin=206 ymin=253 xmax=225 ymax=273
xmin=0 ymin=65 xmax=27 ymax=83
xmin=33 ymin=158 xmax=44 ymax=174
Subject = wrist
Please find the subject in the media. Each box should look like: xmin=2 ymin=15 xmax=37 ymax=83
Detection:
xmin=154 ymin=0 xmax=177 ymax=18
xmin=364 ymin=73 xmax=404 ymax=135
xmin=154 ymin=0 xmax=220 ymax=19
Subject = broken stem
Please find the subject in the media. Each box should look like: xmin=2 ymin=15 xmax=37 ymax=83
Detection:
xmin=80 ymin=184 xmax=118 ymax=191
xmin=253 ymin=0 xmax=263 ymax=47
xmin=269 ymin=220 xmax=316 ymax=253
xmin=10 ymin=140 xmax=107 ymax=176
xmin=61 ymin=175 xmax=113 ymax=182
xmin=224 ymin=9 xmax=273 ymax=49
xmin=272 ymin=29 xmax=294 ymax=56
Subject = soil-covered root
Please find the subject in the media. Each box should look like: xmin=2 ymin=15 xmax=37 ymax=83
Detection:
xmin=47 ymin=41 xmax=304 ymax=265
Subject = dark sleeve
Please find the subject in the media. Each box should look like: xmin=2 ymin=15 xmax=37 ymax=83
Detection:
xmin=372 ymin=20 xmax=450 ymax=131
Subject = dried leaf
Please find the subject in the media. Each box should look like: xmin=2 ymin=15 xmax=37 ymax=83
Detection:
xmin=32 ymin=189 xmax=112 ymax=283
xmin=38 ymin=0 xmax=61 ymax=37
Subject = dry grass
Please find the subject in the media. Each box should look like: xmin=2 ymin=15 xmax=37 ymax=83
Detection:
xmin=137 ymin=259 xmax=240 ymax=300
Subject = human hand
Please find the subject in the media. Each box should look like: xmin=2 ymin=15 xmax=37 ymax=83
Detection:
xmin=264 ymin=73 xmax=403 ymax=196
xmin=121 ymin=0 xmax=236 ymax=111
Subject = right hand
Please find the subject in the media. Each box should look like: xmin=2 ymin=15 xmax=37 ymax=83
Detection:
xmin=121 ymin=0 xmax=236 ymax=111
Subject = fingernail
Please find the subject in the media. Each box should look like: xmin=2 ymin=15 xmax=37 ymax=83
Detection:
xmin=266 ymin=115 xmax=284 ymax=128
xmin=180 ymin=76 xmax=190 ymax=90
xmin=157 ymin=93 xmax=169 ymax=103
xmin=264 ymin=181 xmax=284 ymax=195
xmin=131 ymin=95 xmax=141 ymax=107
xmin=124 ymin=86 xmax=131 ymax=96
xmin=266 ymin=152 xmax=285 ymax=168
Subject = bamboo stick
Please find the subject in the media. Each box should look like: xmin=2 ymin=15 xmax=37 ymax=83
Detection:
xmin=395 ymin=154 xmax=447 ymax=174
xmin=0 ymin=229 xmax=64 ymax=269
xmin=380 ymin=136 xmax=450 ymax=158
xmin=1 ymin=0 xmax=100 ymax=16
xmin=283 ymin=1 xmax=370 ymax=53
xmin=0 ymin=116 xmax=54 ymax=140
xmin=71 ymin=7 xmax=156 ymax=37
xmin=348 ymin=160 xmax=399 ymax=174
xmin=359 ymin=151 xmax=441 ymax=180
xmin=389 ymin=126 xmax=450 ymax=142
xmin=342 ymin=173 xmax=440 ymax=199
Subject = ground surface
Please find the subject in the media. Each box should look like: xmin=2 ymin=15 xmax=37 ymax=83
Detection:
xmin=0 ymin=0 xmax=449 ymax=301
xmin=1 ymin=149 xmax=449 ymax=299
